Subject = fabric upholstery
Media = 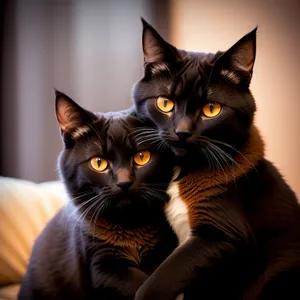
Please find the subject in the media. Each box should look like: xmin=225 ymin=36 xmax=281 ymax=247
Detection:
xmin=0 ymin=177 xmax=68 ymax=287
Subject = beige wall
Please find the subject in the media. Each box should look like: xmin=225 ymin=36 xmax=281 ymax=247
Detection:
xmin=170 ymin=0 xmax=300 ymax=198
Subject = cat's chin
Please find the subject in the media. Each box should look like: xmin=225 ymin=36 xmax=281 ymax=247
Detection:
xmin=169 ymin=141 xmax=198 ymax=157
xmin=171 ymin=146 xmax=187 ymax=157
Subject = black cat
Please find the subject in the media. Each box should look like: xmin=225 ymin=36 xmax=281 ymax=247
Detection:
xmin=133 ymin=19 xmax=300 ymax=300
xmin=18 ymin=91 xmax=177 ymax=300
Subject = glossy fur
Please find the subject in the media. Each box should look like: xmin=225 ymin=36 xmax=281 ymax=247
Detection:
xmin=133 ymin=20 xmax=300 ymax=300
xmin=18 ymin=92 xmax=177 ymax=300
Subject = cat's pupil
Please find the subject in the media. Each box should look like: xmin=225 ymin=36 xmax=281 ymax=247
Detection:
xmin=139 ymin=153 xmax=144 ymax=161
xmin=209 ymin=103 xmax=214 ymax=113
xmin=96 ymin=158 xmax=101 ymax=167
xmin=164 ymin=99 xmax=168 ymax=108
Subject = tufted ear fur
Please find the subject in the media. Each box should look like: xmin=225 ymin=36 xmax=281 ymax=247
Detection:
xmin=214 ymin=27 xmax=257 ymax=86
xmin=55 ymin=90 xmax=96 ymax=133
xmin=141 ymin=18 xmax=179 ymax=67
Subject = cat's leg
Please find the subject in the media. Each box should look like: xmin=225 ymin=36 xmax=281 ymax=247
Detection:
xmin=134 ymin=235 xmax=245 ymax=300
xmin=259 ymin=269 xmax=300 ymax=300
xmin=242 ymin=241 xmax=300 ymax=300
xmin=174 ymin=293 xmax=184 ymax=300
xmin=242 ymin=268 xmax=300 ymax=300
xmin=90 ymin=255 xmax=148 ymax=299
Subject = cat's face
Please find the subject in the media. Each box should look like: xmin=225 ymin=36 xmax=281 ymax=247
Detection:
xmin=55 ymin=92 xmax=174 ymax=225
xmin=133 ymin=19 xmax=257 ymax=163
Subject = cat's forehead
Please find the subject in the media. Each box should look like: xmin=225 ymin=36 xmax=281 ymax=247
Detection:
xmin=177 ymin=52 xmax=213 ymax=76
xmin=107 ymin=118 xmax=128 ymax=138
xmin=106 ymin=115 xmax=144 ymax=147
xmin=171 ymin=52 xmax=213 ymax=98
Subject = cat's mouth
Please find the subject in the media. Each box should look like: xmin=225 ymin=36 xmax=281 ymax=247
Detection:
xmin=166 ymin=138 xmax=195 ymax=157
xmin=112 ymin=189 xmax=132 ymax=200
xmin=111 ymin=189 xmax=144 ymax=203
xmin=170 ymin=146 xmax=188 ymax=157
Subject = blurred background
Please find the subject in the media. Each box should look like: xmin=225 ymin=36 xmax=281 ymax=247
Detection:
xmin=1 ymin=0 xmax=299 ymax=198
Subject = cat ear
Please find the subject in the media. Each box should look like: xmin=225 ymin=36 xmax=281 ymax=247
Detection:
xmin=141 ymin=18 xmax=178 ymax=66
xmin=214 ymin=27 xmax=257 ymax=85
xmin=55 ymin=90 xmax=96 ymax=134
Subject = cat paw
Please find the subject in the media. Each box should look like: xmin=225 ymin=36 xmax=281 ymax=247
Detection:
xmin=174 ymin=293 xmax=184 ymax=300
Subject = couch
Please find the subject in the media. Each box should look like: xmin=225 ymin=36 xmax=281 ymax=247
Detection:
xmin=0 ymin=177 xmax=68 ymax=299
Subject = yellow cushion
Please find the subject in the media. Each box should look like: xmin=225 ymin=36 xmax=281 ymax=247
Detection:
xmin=0 ymin=284 xmax=20 ymax=300
xmin=0 ymin=177 xmax=68 ymax=286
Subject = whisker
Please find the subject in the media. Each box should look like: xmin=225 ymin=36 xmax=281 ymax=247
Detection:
xmin=86 ymin=197 xmax=102 ymax=234
xmin=207 ymin=143 xmax=237 ymax=184
xmin=78 ymin=193 xmax=111 ymax=236
xmin=72 ymin=194 xmax=101 ymax=229
xmin=200 ymin=147 xmax=214 ymax=172
xmin=64 ymin=192 xmax=98 ymax=228
xmin=92 ymin=199 xmax=110 ymax=242
xmin=206 ymin=145 xmax=229 ymax=184
xmin=143 ymin=190 xmax=166 ymax=202
xmin=87 ymin=123 xmax=103 ymax=145
xmin=136 ymin=137 xmax=164 ymax=146
xmin=208 ymin=138 xmax=258 ymax=174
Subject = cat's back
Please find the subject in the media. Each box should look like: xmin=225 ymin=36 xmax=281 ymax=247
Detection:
xmin=243 ymin=158 xmax=300 ymax=229
xmin=236 ymin=159 xmax=300 ymax=282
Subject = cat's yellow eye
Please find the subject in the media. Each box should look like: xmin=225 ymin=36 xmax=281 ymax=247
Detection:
xmin=156 ymin=97 xmax=174 ymax=113
xmin=90 ymin=157 xmax=108 ymax=172
xmin=133 ymin=151 xmax=151 ymax=166
xmin=202 ymin=102 xmax=222 ymax=118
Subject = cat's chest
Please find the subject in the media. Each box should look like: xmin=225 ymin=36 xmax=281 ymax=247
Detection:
xmin=165 ymin=181 xmax=191 ymax=245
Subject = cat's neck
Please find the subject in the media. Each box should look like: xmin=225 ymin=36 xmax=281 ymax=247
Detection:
xmin=88 ymin=218 xmax=162 ymax=249
xmin=179 ymin=125 xmax=265 ymax=192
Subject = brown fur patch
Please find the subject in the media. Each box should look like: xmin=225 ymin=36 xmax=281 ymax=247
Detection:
xmin=93 ymin=220 xmax=161 ymax=248
xmin=178 ymin=126 xmax=264 ymax=229
xmin=92 ymin=220 xmax=161 ymax=265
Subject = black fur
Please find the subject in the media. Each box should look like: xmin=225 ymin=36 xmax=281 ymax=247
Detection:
xmin=133 ymin=20 xmax=300 ymax=300
xmin=18 ymin=92 xmax=177 ymax=300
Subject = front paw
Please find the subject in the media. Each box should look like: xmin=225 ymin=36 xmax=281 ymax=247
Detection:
xmin=135 ymin=289 xmax=183 ymax=300
xmin=134 ymin=288 xmax=151 ymax=300
xmin=175 ymin=293 xmax=184 ymax=300
xmin=135 ymin=287 xmax=162 ymax=300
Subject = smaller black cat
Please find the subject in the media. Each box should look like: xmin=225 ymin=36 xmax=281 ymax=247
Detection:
xmin=18 ymin=92 xmax=177 ymax=300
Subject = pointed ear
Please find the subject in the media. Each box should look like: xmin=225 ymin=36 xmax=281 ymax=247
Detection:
xmin=141 ymin=18 xmax=178 ymax=66
xmin=214 ymin=27 xmax=257 ymax=85
xmin=55 ymin=90 xmax=96 ymax=133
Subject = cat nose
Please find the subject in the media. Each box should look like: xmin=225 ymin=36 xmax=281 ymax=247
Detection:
xmin=115 ymin=168 xmax=132 ymax=190
xmin=175 ymin=117 xmax=192 ymax=140
xmin=116 ymin=180 xmax=132 ymax=190
xmin=175 ymin=130 xmax=192 ymax=140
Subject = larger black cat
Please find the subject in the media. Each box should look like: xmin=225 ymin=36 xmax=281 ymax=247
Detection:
xmin=133 ymin=20 xmax=300 ymax=300
xmin=18 ymin=92 xmax=177 ymax=300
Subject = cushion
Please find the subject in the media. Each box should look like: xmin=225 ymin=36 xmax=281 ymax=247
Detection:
xmin=0 ymin=177 xmax=68 ymax=286
xmin=0 ymin=284 xmax=20 ymax=300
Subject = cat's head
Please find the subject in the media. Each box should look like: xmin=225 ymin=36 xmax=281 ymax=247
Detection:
xmin=55 ymin=91 xmax=175 ymax=226
xmin=133 ymin=19 xmax=257 ymax=163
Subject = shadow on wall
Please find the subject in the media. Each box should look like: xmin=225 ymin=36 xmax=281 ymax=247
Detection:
xmin=1 ymin=0 xmax=170 ymax=183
